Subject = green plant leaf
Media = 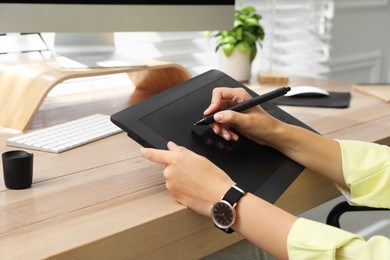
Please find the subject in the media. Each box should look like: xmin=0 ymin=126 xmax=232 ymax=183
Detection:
xmin=253 ymin=14 xmax=262 ymax=20
xmin=234 ymin=19 xmax=244 ymax=28
xmin=222 ymin=36 xmax=237 ymax=45
xmin=250 ymin=45 xmax=257 ymax=63
xmin=233 ymin=27 xmax=243 ymax=40
xmin=257 ymin=27 xmax=265 ymax=40
xmin=236 ymin=41 xmax=250 ymax=54
xmin=238 ymin=14 xmax=249 ymax=22
xmin=222 ymin=43 xmax=235 ymax=57
xmin=205 ymin=4 xmax=264 ymax=58
xmin=221 ymin=31 xmax=229 ymax=38
xmin=243 ymin=31 xmax=256 ymax=43
xmin=242 ymin=6 xmax=256 ymax=13
xmin=245 ymin=17 xmax=259 ymax=27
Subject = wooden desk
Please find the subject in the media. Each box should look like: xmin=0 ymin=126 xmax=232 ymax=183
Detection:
xmin=0 ymin=76 xmax=389 ymax=259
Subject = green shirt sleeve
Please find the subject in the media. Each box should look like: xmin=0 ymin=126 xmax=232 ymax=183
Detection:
xmin=287 ymin=140 xmax=390 ymax=259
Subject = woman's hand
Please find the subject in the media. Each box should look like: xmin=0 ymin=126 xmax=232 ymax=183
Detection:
xmin=140 ymin=141 xmax=234 ymax=217
xmin=205 ymin=87 xmax=346 ymax=189
xmin=204 ymin=87 xmax=282 ymax=146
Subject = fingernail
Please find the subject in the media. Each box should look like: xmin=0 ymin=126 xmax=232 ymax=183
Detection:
xmin=214 ymin=112 xmax=222 ymax=122
xmin=167 ymin=141 xmax=178 ymax=150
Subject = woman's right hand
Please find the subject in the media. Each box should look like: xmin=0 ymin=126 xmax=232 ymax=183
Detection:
xmin=204 ymin=87 xmax=283 ymax=146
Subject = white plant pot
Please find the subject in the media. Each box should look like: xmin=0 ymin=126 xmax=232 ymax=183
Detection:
xmin=218 ymin=48 xmax=251 ymax=82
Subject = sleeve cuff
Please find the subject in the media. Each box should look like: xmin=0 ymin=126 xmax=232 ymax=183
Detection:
xmin=287 ymin=218 xmax=362 ymax=259
xmin=337 ymin=140 xmax=390 ymax=208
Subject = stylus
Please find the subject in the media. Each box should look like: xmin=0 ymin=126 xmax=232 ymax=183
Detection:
xmin=194 ymin=87 xmax=291 ymax=126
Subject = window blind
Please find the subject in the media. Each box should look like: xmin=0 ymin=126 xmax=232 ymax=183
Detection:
xmin=0 ymin=33 xmax=51 ymax=61
xmin=251 ymin=0 xmax=334 ymax=78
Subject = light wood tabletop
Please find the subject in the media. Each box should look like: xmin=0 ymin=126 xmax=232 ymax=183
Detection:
xmin=1 ymin=74 xmax=389 ymax=259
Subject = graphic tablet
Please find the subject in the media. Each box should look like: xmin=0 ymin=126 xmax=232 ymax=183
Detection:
xmin=111 ymin=70 xmax=316 ymax=203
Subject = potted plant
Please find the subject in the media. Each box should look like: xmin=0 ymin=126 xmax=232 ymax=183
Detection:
xmin=206 ymin=4 xmax=265 ymax=82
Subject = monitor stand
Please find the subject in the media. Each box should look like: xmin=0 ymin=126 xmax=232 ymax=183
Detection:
xmin=0 ymin=59 xmax=191 ymax=131
xmin=53 ymin=33 xmax=146 ymax=68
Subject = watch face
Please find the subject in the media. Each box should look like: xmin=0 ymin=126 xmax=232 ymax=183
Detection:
xmin=211 ymin=200 xmax=236 ymax=229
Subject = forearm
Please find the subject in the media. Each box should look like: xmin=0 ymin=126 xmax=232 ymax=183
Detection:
xmin=266 ymin=120 xmax=347 ymax=189
xmin=209 ymin=102 xmax=346 ymax=189
xmin=232 ymin=193 xmax=297 ymax=260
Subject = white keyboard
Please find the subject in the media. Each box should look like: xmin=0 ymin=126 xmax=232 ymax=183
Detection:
xmin=6 ymin=114 xmax=123 ymax=153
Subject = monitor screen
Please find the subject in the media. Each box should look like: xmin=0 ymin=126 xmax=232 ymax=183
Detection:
xmin=0 ymin=1 xmax=235 ymax=32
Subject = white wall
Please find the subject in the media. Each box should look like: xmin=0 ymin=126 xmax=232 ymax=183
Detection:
xmin=328 ymin=0 xmax=390 ymax=83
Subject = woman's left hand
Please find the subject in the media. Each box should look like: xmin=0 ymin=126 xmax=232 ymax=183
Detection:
xmin=140 ymin=141 xmax=234 ymax=216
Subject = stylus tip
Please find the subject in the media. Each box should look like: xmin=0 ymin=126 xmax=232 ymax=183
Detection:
xmin=194 ymin=118 xmax=205 ymax=125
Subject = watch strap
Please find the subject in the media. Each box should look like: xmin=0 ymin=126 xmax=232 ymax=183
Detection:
xmin=219 ymin=184 xmax=246 ymax=233
xmin=224 ymin=225 xmax=235 ymax=234
xmin=222 ymin=184 xmax=246 ymax=206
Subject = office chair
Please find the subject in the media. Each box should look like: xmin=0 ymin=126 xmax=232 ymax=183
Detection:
xmin=326 ymin=201 xmax=390 ymax=228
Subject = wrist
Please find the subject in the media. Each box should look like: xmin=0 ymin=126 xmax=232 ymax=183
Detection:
xmin=261 ymin=119 xmax=289 ymax=148
xmin=211 ymin=180 xmax=235 ymax=209
xmin=211 ymin=183 xmax=246 ymax=233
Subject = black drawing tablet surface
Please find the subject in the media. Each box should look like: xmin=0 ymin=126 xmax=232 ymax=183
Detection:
xmin=111 ymin=70 xmax=316 ymax=203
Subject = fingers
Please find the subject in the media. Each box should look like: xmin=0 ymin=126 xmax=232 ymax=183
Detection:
xmin=214 ymin=111 xmax=246 ymax=139
xmin=209 ymin=122 xmax=239 ymax=141
xmin=204 ymin=87 xmax=251 ymax=115
xmin=214 ymin=111 xmax=241 ymax=125
xmin=203 ymin=87 xmax=229 ymax=115
xmin=140 ymin=141 xmax=196 ymax=165
xmin=140 ymin=147 xmax=172 ymax=165
xmin=140 ymin=142 xmax=182 ymax=165
xmin=167 ymin=141 xmax=198 ymax=157
xmin=167 ymin=140 xmax=178 ymax=151
xmin=203 ymin=88 xmax=255 ymax=142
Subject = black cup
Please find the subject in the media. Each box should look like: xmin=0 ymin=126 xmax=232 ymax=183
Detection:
xmin=2 ymin=150 xmax=33 ymax=189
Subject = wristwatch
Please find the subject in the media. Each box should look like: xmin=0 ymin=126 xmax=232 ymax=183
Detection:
xmin=211 ymin=184 xmax=246 ymax=233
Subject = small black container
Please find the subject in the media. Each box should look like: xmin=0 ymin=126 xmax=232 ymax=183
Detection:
xmin=2 ymin=150 xmax=33 ymax=189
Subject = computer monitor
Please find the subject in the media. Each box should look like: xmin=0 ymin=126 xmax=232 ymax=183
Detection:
xmin=0 ymin=1 xmax=235 ymax=67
